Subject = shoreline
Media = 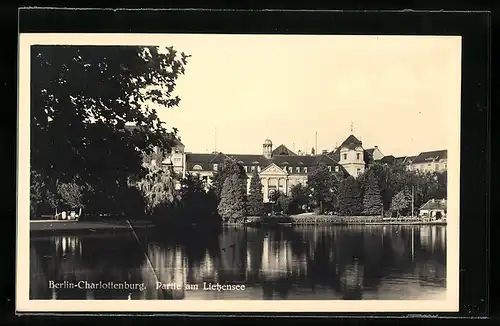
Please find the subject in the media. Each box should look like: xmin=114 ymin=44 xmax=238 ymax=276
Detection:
xmin=244 ymin=214 xmax=447 ymax=227
xmin=30 ymin=216 xmax=446 ymax=235
xmin=30 ymin=220 xmax=155 ymax=235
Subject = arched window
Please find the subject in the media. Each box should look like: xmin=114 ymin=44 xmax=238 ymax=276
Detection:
xmin=193 ymin=164 xmax=203 ymax=171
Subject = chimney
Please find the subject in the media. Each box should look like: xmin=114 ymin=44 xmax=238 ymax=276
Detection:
xmin=322 ymin=149 xmax=327 ymax=155
xmin=374 ymin=145 xmax=378 ymax=149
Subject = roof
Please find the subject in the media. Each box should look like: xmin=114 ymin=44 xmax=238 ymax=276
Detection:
xmin=412 ymin=150 xmax=447 ymax=164
xmin=263 ymin=139 xmax=272 ymax=145
xmin=420 ymin=199 xmax=447 ymax=210
xmin=227 ymin=154 xmax=270 ymax=166
xmin=184 ymin=150 xmax=346 ymax=175
xmin=379 ymin=155 xmax=395 ymax=164
xmin=272 ymin=144 xmax=296 ymax=156
xmin=340 ymin=134 xmax=363 ymax=150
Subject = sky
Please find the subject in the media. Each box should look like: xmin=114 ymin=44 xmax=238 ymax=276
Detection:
xmin=149 ymin=34 xmax=462 ymax=157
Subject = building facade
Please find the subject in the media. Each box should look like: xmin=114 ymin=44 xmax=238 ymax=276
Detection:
xmin=126 ymin=121 xmax=448 ymax=203
xmin=165 ymin=134 xmax=391 ymax=203
xmin=407 ymin=150 xmax=448 ymax=173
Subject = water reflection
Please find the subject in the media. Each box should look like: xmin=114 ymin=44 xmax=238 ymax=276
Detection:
xmin=30 ymin=225 xmax=446 ymax=300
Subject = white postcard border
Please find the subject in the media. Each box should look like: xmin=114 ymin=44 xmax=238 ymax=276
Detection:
xmin=17 ymin=33 xmax=461 ymax=313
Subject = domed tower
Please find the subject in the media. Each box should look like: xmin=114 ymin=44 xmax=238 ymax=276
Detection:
xmin=263 ymin=138 xmax=273 ymax=159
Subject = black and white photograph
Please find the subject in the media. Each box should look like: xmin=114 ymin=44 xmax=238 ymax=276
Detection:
xmin=17 ymin=33 xmax=460 ymax=312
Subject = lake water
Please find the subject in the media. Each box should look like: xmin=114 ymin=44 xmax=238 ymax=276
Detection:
xmin=30 ymin=225 xmax=446 ymax=300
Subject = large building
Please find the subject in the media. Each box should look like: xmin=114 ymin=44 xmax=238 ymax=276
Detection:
xmin=125 ymin=124 xmax=447 ymax=202
xmin=165 ymin=134 xmax=392 ymax=203
xmin=407 ymin=150 xmax=448 ymax=173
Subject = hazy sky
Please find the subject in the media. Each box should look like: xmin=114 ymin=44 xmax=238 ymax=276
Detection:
xmin=151 ymin=34 xmax=461 ymax=157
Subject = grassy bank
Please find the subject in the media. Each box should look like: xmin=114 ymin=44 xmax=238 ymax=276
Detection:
xmin=30 ymin=219 xmax=155 ymax=235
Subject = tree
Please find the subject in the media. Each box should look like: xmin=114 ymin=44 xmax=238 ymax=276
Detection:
xmin=211 ymin=158 xmax=247 ymax=201
xmin=30 ymin=170 xmax=46 ymax=218
xmin=361 ymin=169 xmax=383 ymax=215
xmin=31 ymin=45 xmax=190 ymax=215
xmin=217 ymin=174 xmax=247 ymax=223
xmin=276 ymin=195 xmax=292 ymax=214
xmin=390 ymin=189 xmax=411 ymax=216
xmin=176 ymin=173 xmax=220 ymax=224
xmin=136 ymin=169 xmax=177 ymax=216
xmin=57 ymin=182 xmax=84 ymax=210
xmin=307 ymin=164 xmax=339 ymax=214
xmin=247 ymin=169 xmax=264 ymax=216
xmin=289 ymin=183 xmax=309 ymax=213
xmin=338 ymin=176 xmax=363 ymax=216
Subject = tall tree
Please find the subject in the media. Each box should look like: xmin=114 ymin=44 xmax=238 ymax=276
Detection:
xmin=307 ymin=164 xmax=339 ymax=214
xmin=247 ymin=169 xmax=264 ymax=216
xmin=276 ymin=195 xmax=292 ymax=215
xmin=178 ymin=173 xmax=216 ymax=223
xmin=217 ymin=174 xmax=247 ymax=223
xmin=31 ymin=45 xmax=190 ymax=215
xmin=361 ymin=169 xmax=383 ymax=215
xmin=390 ymin=189 xmax=411 ymax=217
xmin=211 ymin=158 xmax=247 ymax=200
xmin=136 ymin=169 xmax=177 ymax=216
xmin=289 ymin=183 xmax=309 ymax=213
xmin=338 ymin=176 xmax=363 ymax=216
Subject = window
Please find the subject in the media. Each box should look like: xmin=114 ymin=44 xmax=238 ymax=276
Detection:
xmin=304 ymin=167 xmax=308 ymax=173
xmin=328 ymin=166 xmax=332 ymax=172
xmin=251 ymin=166 xmax=255 ymax=172
xmin=296 ymin=167 xmax=300 ymax=173
xmin=445 ymin=164 xmax=447 ymax=169
xmin=257 ymin=166 xmax=261 ymax=172
xmin=356 ymin=153 xmax=360 ymax=160
xmin=193 ymin=164 xmax=203 ymax=171
xmin=213 ymin=164 xmax=218 ymax=171
xmin=335 ymin=166 xmax=339 ymax=172
xmin=288 ymin=166 xmax=293 ymax=173
xmin=435 ymin=164 xmax=439 ymax=170
xmin=244 ymin=166 xmax=248 ymax=172
xmin=357 ymin=168 xmax=361 ymax=176
xmin=343 ymin=154 xmax=347 ymax=160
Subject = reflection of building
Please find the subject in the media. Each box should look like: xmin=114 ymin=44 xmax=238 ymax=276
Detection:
xmin=419 ymin=199 xmax=447 ymax=219
xmin=419 ymin=226 xmax=432 ymax=249
xmin=141 ymin=245 xmax=187 ymax=299
xmin=218 ymin=229 xmax=246 ymax=281
xmin=340 ymin=259 xmax=364 ymax=299
xmin=419 ymin=226 xmax=442 ymax=252
xmin=260 ymin=236 xmax=293 ymax=280
xmin=54 ymin=235 xmax=82 ymax=257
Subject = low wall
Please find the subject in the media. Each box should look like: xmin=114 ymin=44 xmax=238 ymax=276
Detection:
xmin=289 ymin=215 xmax=446 ymax=225
xmin=290 ymin=215 xmax=383 ymax=225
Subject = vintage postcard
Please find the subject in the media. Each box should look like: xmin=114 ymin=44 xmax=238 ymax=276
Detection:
xmin=17 ymin=33 xmax=461 ymax=313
